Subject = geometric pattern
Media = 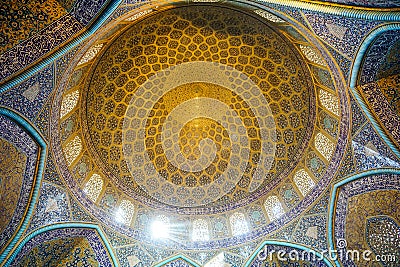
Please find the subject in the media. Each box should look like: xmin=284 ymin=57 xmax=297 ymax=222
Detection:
xmin=6 ymin=224 xmax=117 ymax=267
xmin=330 ymin=171 xmax=400 ymax=267
xmin=0 ymin=107 xmax=48 ymax=267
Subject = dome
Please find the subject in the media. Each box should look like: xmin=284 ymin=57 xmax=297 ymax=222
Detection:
xmin=51 ymin=3 xmax=346 ymax=249
xmin=3 ymin=0 xmax=398 ymax=266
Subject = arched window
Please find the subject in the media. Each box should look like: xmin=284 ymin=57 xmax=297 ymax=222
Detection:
xmin=299 ymin=45 xmax=326 ymax=66
xmin=116 ymin=199 xmax=135 ymax=225
xmin=229 ymin=212 xmax=249 ymax=236
xmin=60 ymin=90 xmax=79 ymax=119
xmin=264 ymin=196 xmax=285 ymax=221
xmin=192 ymin=219 xmax=209 ymax=241
xmin=83 ymin=173 xmax=104 ymax=202
xmin=77 ymin=43 xmax=104 ymax=66
xmin=315 ymin=132 xmax=335 ymax=160
xmin=254 ymin=10 xmax=285 ymax=23
xmin=319 ymin=89 xmax=339 ymax=116
xmin=293 ymin=169 xmax=315 ymax=196
xmin=63 ymin=135 xmax=82 ymax=165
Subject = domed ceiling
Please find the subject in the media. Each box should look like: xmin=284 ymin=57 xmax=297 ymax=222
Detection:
xmin=83 ymin=5 xmax=315 ymax=209
xmin=2 ymin=0 xmax=400 ymax=266
xmin=51 ymin=2 xmax=347 ymax=249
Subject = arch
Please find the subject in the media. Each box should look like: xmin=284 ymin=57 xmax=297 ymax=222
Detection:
xmin=350 ymin=23 xmax=400 ymax=89
xmin=116 ymin=199 xmax=135 ymax=225
xmin=2 ymin=223 xmax=118 ymax=267
xmin=63 ymin=135 xmax=83 ymax=166
xmin=327 ymin=168 xmax=400 ymax=267
xmin=83 ymin=173 xmax=104 ymax=203
xmin=349 ymin=23 xmax=400 ymax=159
xmin=315 ymin=132 xmax=335 ymax=160
xmin=229 ymin=212 xmax=249 ymax=236
xmin=0 ymin=107 xmax=47 ymax=263
xmin=244 ymin=240 xmax=335 ymax=267
xmin=264 ymin=196 xmax=285 ymax=221
xmin=60 ymin=89 xmax=80 ymax=119
xmin=293 ymin=169 xmax=315 ymax=196
xmin=192 ymin=219 xmax=210 ymax=241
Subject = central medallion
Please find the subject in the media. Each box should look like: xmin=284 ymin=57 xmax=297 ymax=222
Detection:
xmin=82 ymin=5 xmax=316 ymax=211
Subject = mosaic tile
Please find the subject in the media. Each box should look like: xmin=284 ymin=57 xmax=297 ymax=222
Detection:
xmin=0 ymin=115 xmax=39 ymax=250
xmin=350 ymin=94 xmax=367 ymax=137
xmin=33 ymin=95 xmax=52 ymax=140
xmin=305 ymin=149 xmax=327 ymax=180
xmin=278 ymin=183 xmax=300 ymax=209
xmin=267 ymin=218 xmax=300 ymax=241
xmin=325 ymin=44 xmax=351 ymax=81
xmin=316 ymin=0 xmax=400 ymax=7
xmin=228 ymin=242 xmax=258 ymax=259
xmin=115 ymin=244 xmax=155 ymax=267
xmin=305 ymin=190 xmax=330 ymax=216
xmin=27 ymin=182 xmax=70 ymax=233
xmin=10 ymin=227 xmax=114 ymax=266
xmin=43 ymin=152 xmax=64 ymax=186
xmin=319 ymin=110 xmax=338 ymax=138
xmin=103 ymin=226 xmax=135 ymax=248
xmin=0 ymin=65 xmax=54 ymax=121
xmin=359 ymin=30 xmax=400 ymax=85
xmin=57 ymin=0 xmax=77 ymax=11
xmin=359 ymin=75 xmax=400 ymax=147
xmin=70 ymin=196 xmax=97 ymax=223
xmin=0 ymin=15 xmax=82 ymax=81
xmin=366 ymin=216 xmax=400 ymax=266
xmin=70 ymin=0 xmax=109 ymax=25
xmin=337 ymin=144 xmax=356 ymax=179
xmin=292 ymin=215 xmax=328 ymax=251
xmin=377 ymin=38 xmax=400 ymax=80
xmin=264 ymin=4 xmax=309 ymax=28
xmin=352 ymin=124 xmax=400 ymax=171
xmin=303 ymin=11 xmax=379 ymax=57
xmin=140 ymin=244 xmax=175 ymax=263
xmin=161 ymin=258 xmax=197 ymax=267
xmin=55 ymin=46 xmax=81 ymax=85
xmin=333 ymin=174 xmax=400 ymax=266
xmin=0 ymin=0 xmax=67 ymax=54
xmin=0 ymin=138 xmax=27 ymax=239
xmin=185 ymin=251 xmax=218 ymax=266
xmin=224 ymin=252 xmax=245 ymax=266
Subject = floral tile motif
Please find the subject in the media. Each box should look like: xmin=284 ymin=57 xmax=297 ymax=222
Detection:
xmin=352 ymin=124 xmax=400 ymax=171
xmin=27 ymin=182 xmax=70 ymax=232
xmin=303 ymin=11 xmax=379 ymax=57
xmin=0 ymin=65 xmax=54 ymax=120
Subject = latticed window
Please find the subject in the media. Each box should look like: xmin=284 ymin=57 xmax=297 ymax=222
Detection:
xmin=264 ymin=196 xmax=285 ymax=221
xmin=63 ymin=135 xmax=82 ymax=165
xmin=229 ymin=212 xmax=249 ymax=236
xmin=299 ymin=45 xmax=326 ymax=66
xmin=315 ymin=132 xmax=335 ymax=160
xmin=116 ymin=199 xmax=135 ymax=225
xmin=83 ymin=173 xmax=104 ymax=202
xmin=60 ymin=90 xmax=79 ymax=119
xmin=319 ymin=89 xmax=339 ymax=116
xmin=192 ymin=219 xmax=210 ymax=241
xmin=77 ymin=43 xmax=104 ymax=66
xmin=293 ymin=169 xmax=315 ymax=196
